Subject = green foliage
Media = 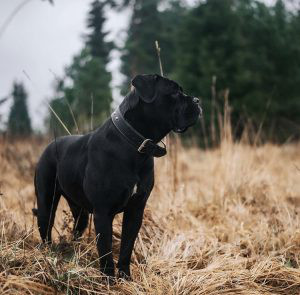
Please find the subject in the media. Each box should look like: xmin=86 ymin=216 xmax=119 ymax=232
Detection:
xmin=86 ymin=0 xmax=113 ymax=62
xmin=174 ymin=0 xmax=300 ymax=142
xmin=120 ymin=0 xmax=186 ymax=94
xmin=7 ymin=82 xmax=32 ymax=137
xmin=48 ymin=0 xmax=300 ymax=141
xmin=48 ymin=0 xmax=112 ymax=134
xmin=157 ymin=1 xmax=187 ymax=78
xmin=118 ymin=0 xmax=300 ymax=143
xmin=120 ymin=0 xmax=162 ymax=94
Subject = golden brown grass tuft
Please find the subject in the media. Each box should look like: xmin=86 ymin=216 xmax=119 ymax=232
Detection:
xmin=0 ymin=136 xmax=300 ymax=294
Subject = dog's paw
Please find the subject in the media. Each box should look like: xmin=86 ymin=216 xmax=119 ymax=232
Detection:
xmin=100 ymin=267 xmax=115 ymax=281
xmin=117 ymin=269 xmax=132 ymax=281
xmin=39 ymin=239 xmax=52 ymax=248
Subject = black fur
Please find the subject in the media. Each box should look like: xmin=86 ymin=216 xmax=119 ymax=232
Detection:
xmin=34 ymin=74 xmax=201 ymax=279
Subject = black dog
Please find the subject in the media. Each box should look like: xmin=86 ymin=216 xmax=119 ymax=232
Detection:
xmin=34 ymin=74 xmax=201 ymax=279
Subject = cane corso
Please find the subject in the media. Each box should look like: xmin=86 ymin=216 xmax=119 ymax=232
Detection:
xmin=34 ymin=74 xmax=201 ymax=279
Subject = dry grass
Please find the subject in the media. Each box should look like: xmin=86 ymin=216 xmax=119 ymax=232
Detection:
xmin=0 ymin=136 xmax=300 ymax=294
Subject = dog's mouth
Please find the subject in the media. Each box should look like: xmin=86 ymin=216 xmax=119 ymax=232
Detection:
xmin=173 ymin=109 xmax=201 ymax=133
xmin=173 ymin=119 xmax=197 ymax=133
xmin=173 ymin=103 xmax=202 ymax=134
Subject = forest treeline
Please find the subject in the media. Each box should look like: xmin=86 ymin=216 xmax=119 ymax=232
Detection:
xmin=4 ymin=0 xmax=300 ymax=145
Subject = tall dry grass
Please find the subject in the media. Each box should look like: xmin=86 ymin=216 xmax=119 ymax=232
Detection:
xmin=0 ymin=129 xmax=300 ymax=294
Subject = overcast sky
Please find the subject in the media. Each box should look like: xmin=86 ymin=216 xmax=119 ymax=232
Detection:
xmin=0 ymin=0 xmax=277 ymax=131
xmin=0 ymin=0 xmax=129 ymax=130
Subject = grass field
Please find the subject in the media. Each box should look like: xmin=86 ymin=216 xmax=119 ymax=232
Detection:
xmin=1 ymin=136 xmax=300 ymax=294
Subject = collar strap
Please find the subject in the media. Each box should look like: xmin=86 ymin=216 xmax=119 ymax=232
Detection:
xmin=111 ymin=107 xmax=167 ymax=158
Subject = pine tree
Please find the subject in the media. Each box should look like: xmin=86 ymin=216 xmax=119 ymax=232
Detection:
xmin=120 ymin=0 xmax=162 ymax=94
xmin=7 ymin=82 xmax=32 ymax=136
xmin=86 ymin=0 xmax=113 ymax=62
xmin=65 ymin=47 xmax=112 ymax=126
xmin=48 ymin=0 xmax=113 ymax=133
xmin=174 ymin=0 xmax=300 ymax=142
xmin=118 ymin=0 xmax=186 ymax=93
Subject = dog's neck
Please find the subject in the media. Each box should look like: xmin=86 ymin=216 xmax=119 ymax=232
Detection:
xmin=119 ymin=91 xmax=171 ymax=143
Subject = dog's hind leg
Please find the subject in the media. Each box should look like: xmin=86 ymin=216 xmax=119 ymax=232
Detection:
xmin=65 ymin=198 xmax=89 ymax=240
xmin=35 ymin=168 xmax=61 ymax=243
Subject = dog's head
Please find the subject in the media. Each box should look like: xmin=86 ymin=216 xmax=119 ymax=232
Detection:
xmin=129 ymin=74 xmax=201 ymax=133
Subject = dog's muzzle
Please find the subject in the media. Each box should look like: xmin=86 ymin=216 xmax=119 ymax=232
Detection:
xmin=173 ymin=97 xmax=202 ymax=133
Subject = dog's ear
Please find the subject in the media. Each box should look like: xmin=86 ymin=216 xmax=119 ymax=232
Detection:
xmin=131 ymin=74 xmax=158 ymax=103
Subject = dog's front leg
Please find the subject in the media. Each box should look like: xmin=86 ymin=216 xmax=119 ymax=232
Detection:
xmin=93 ymin=211 xmax=115 ymax=277
xmin=117 ymin=193 xmax=148 ymax=279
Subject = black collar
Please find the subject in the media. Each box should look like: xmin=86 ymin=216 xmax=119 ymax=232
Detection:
xmin=111 ymin=107 xmax=167 ymax=158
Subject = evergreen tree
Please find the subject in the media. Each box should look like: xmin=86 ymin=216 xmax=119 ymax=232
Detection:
xmin=48 ymin=0 xmax=300 ymax=141
xmin=174 ymin=0 xmax=300 ymax=142
xmin=86 ymin=0 xmax=113 ymax=62
xmin=7 ymin=82 xmax=32 ymax=136
xmin=158 ymin=1 xmax=187 ymax=78
xmin=120 ymin=0 xmax=162 ymax=94
xmin=118 ymin=0 xmax=185 ymax=94
xmin=49 ymin=0 xmax=113 ymax=133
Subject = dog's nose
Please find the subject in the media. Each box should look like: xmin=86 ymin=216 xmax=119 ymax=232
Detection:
xmin=193 ymin=97 xmax=200 ymax=104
